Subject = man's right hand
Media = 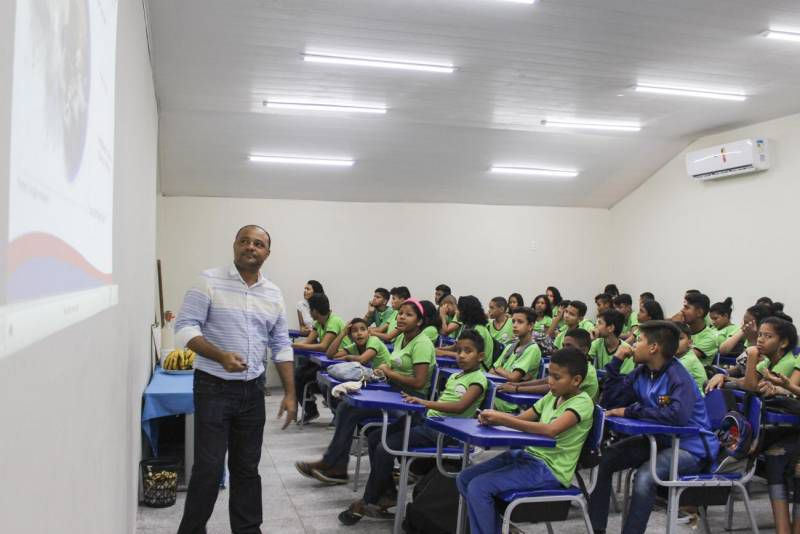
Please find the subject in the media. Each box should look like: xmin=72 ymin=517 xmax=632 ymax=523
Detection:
xmin=221 ymin=351 xmax=247 ymax=372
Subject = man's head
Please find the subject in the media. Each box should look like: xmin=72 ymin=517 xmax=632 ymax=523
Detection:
xmin=390 ymin=286 xmax=411 ymax=309
xmin=634 ymin=320 xmax=681 ymax=365
xmin=233 ymin=225 xmax=271 ymax=272
xmin=435 ymin=284 xmax=452 ymax=305
xmin=372 ymin=288 xmax=390 ymax=309
xmin=613 ymin=293 xmax=633 ymax=316
xmin=548 ymin=347 xmax=588 ymax=397
xmin=597 ymin=309 xmax=625 ymax=338
xmin=682 ymin=293 xmax=710 ymax=324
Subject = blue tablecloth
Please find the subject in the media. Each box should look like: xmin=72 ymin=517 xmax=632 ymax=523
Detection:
xmin=142 ymin=367 xmax=194 ymax=454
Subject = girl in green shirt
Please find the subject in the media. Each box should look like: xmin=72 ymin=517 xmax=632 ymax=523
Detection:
xmin=546 ymin=286 xmax=563 ymax=318
xmin=531 ymin=294 xmax=553 ymax=333
xmin=710 ymin=297 xmax=740 ymax=345
xmin=437 ymin=296 xmax=495 ymax=369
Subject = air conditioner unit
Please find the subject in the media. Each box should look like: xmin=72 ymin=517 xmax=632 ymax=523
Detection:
xmin=685 ymin=138 xmax=769 ymax=181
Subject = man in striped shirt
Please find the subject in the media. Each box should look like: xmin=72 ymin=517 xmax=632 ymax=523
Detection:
xmin=175 ymin=225 xmax=295 ymax=534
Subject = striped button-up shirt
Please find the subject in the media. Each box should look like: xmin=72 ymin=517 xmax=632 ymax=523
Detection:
xmin=174 ymin=264 xmax=293 ymax=381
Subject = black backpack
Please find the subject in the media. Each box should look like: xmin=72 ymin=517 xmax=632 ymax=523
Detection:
xmin=404 ymin=463 xmax=463 ymax=534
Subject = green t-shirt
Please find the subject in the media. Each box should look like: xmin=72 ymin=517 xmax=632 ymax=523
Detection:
xmin=422 ymin=325 xmax=439 ymax=344
xmin=678 ymin=350 xmax=707 ymax=395
xmin=488 ymin=317 xmax=515 ymax=345
xmin=691 ymin=326 xmax=720 ymax=365
xmin=534 ymin=316 xmax=552 ymax=333
xmin=554 ymin=322 xmax=592 ymax=349
xmin=492 ymin=340 xmax=542 ymax=413
xmin=589 ymin=338 xmax=632 ymax=370
xmin=623 ymin=312 xmax=638 ymax=335
xmin=427 ymin=368 xmax=488 ymax=418
xmin=469 ymin=324 xmax=495 ymax=369
xmin=581 ymin=365 xmax=599 ymax=401
xmin=341 ymin=335 xmax=392 ymax=368
xmin=449 ymin=320 xmax=464 ymax=340
xmin=313 ymin=313 xmax=345 ymax=341
xmin=756 ymin=351 xmax=798 ymax=378
xmin=385 ymin=310 xmax=400 ymax=333
xmin=527 ymin=391 xmax=594 ymax=487
xmin=371 ymin=307 xmax=396 ymax=328
xmin=390 ymin=332 xmax=436 ymax=397
xmin=713 ymin=324 xmax=740 ymax=345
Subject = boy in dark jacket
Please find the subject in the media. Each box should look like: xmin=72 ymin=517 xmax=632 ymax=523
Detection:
xmin=588 ymin=320 xmax=719 ymax=534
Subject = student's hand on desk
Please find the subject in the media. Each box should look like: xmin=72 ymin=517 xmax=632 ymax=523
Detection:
xmin=764 ymin=369 xmax=791 ymax=388
xmin=605 ymin=407 xmax=626 ymax=418
xmin=758 ymin=379 xmax=780 ymax=398
xmin=221 ymin=351 xmax=248 ymax=372
xmin=705 ymin=373 xmax=726 ymax=392
xmin=376 ymin=363 xmax=392 ymax=376
xmin=497 ymin=383 xmax=515 ymax=392
xmin=401 ymin=392 xmax=428 ymax=406
xmin=477 ymin=409 xmax=505 ymax=426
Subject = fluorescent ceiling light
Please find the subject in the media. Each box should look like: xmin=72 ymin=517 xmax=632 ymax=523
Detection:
xmin=635 ymin=84 xmax=746 ymax=102
xmin=248 ymin=155 xmax=354 ymax=167
xmin=763 ymin=29 xmax=800 ymax=42
xmin=541 ymin=119 xmax=641 ymax=132
xmin=264 ymin=101 xmax=386 ymax=114
xmin=303 ymin=52 xmax=454 ymax=73
xmin=499 ymin=0 xmax=537 ymax=3
xmin=490 ymin=166 xmax=578 ymax=178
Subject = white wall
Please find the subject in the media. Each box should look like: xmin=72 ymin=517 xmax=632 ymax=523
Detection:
xmin=158 ymin=196 xmax=611 ymax=383
xmin=610 ymin=112 xmax=800 ymax=322
xmin=0 ymin=1 xmax=158 ymax=533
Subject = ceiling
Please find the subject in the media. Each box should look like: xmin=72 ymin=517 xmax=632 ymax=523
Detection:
xmin=147 ymin=0 xmax=800 ymax=208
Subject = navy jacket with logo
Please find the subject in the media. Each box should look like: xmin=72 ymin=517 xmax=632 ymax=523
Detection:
xmin=603 ymin=357 xmax=719 ymax=462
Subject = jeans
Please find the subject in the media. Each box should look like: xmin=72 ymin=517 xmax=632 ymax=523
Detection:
xmin=177 ymin=370 xmax=266 ymax=534
xmin=457 ymin=449 xmax=561 ymax=534
xmin=588 ymin=436 xmax=704 ymax=534
xmin=322 ymin=402 xmax=382 ymax=470
xmin=363 ymin=422 xmax=438 ymax=505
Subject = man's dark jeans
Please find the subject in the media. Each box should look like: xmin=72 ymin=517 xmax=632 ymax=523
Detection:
xmin=177 ymin=370 xmax=266 ymax=534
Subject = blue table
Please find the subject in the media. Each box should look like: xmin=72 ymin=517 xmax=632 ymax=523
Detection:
xmin=439 ymin=367 xmax=507 ymax=384
xmin=141 ymin=366 xmax=195 ymax=487
xmin=425 ymin=416 xmax=556 ymax=534
xmin=495 ymin=390 xmax=543 ymax=408
xmin=765 ymin=410 xmax=800 ymax=426
xmin=436 ymin=355 xmax=459 ymax=368
xmin=605 ymin=417 xmax=700 ymax=534
xmin=288 ymin=328 xmax=303 ymax=338
xmin=343 ymin=389 xmax=425 ymax=534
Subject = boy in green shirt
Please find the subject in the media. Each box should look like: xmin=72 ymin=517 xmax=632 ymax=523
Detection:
xmin=293 ymin=293 xmax=346 ymax=422
xmin=674 ymin=321 xmax=707 ymax=395
xmin=327 ymin=318 xmax=392 ymax=368
xmin=338 ymin=329 xmax=488 ymax=524
xmin=613 ymin=293 xmax=638 ymax=341
xmin=589 ymin=309 xmax=635 ymax=374
xmin=490 ymin=307 xmax=542 ymax=412
xmin=457 ymin=347 xmax=595 ymax=534
xmin=487 ymin=296 xmax=515 ymax=345
xmin=372 ymin=286 xmax=409 ymax=342
xmin=364 ymin=287 xmax=394 ymax=330
xmin=679 ymin=292 xmax=719 ymax=365
xmin=548 ymin=299 xmax=592 ymax=349
xmin=500 ymin=328 xmax=599 ymax=401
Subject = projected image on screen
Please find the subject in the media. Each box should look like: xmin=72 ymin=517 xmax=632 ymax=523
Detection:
xmin=8 ymin=0 xmax=117 ymax=303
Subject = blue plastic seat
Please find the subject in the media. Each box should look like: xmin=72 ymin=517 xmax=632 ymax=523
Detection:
xmin=498 ymin=487 xmax=582 ymax=501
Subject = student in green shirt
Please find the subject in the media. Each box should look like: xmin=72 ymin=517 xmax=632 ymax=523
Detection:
xmin=613 ymin=293 xmax=638 ymax=341
xmin=709 ymin=297 xmax=739 ymax=345
xmin=457 ymin=347 xmax=594 ymax=534
xmin=589 ymin=309 xmax=635 ymax=374
xmin=487 ymin=296 xmax=515 ymax=345
xmin=438 ymin=294 xmax=460 ymax=338
xmin=595 ymin=293 xmax=613 ymax=316
xmin=326 ymin=318 xmax=392 ymax=368
xmin=718 ymin=303 xmax=772 ymax=356
xmin=546 ymin=286 xmax=563 ymax=318
xmin=372 ymin=286 xmax=409 ymax=343
xmin=679 ymin=292 xmax=719 ymax=365
xmin=293 ymin=293 xmax=347 ymax=422
xmin=507 ymin=292 xmax=524 ymax=312
xmin=490 ymin=307 xmax=542 ymax=412
xmin=531 ymin=294 xmax=553 ymax=333
xmin=296 ymin=299 xmax=435 ymax=485
xmin=363 ymin=287 xmax=393 ymax=329
xmin=437 ymin=296 xmax=494 ymax=370
xmin=420 ymin=300 xmax=443 ymax=344
xmin=548 ymin=299 xmax=592 ymax=349
xmin=637 ymin=299 xmax=664 ymax=324
xmin=500 ymin=328 xmax=599 ymax=401
xmin=338 ymin=329 xmax=488 ymax=525
xmin=707 ymin=316 xmax=797 ymax=393
xmin=674 ymin=322 xmax=707 ymax=395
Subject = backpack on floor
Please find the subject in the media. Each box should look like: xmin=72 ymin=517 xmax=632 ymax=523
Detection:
xmin=404 ymin=464 xmax=464 ymax=534
xmin=714 ymin=410 xmax=753 ymax=473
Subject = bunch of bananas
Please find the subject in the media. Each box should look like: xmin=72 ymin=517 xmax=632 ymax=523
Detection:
xmin=163 ymin=348 xmax=195 ymax=370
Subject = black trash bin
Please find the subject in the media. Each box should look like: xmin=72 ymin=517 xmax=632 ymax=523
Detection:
xmin=141 ymin=457 xmax=180 ymax=508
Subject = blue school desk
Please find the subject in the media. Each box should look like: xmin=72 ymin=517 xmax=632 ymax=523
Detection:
xmin=495 ymin=390 xmax=543 ymax=408
xmin=288 ymin=328 xmax=302 ymax=338
xmin=436 ymin=354 xmax=459 ymax=368
xmin=424 ymin=416 xmax=556 ymax=534
xmin=343 ymin=389 xmax=426 ymax=534
xmin=605 ymin=416 xmax=701 ymax=534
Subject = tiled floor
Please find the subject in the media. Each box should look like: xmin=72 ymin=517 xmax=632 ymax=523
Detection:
xmin=137 ymin=390 xmax=777 ymax=533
